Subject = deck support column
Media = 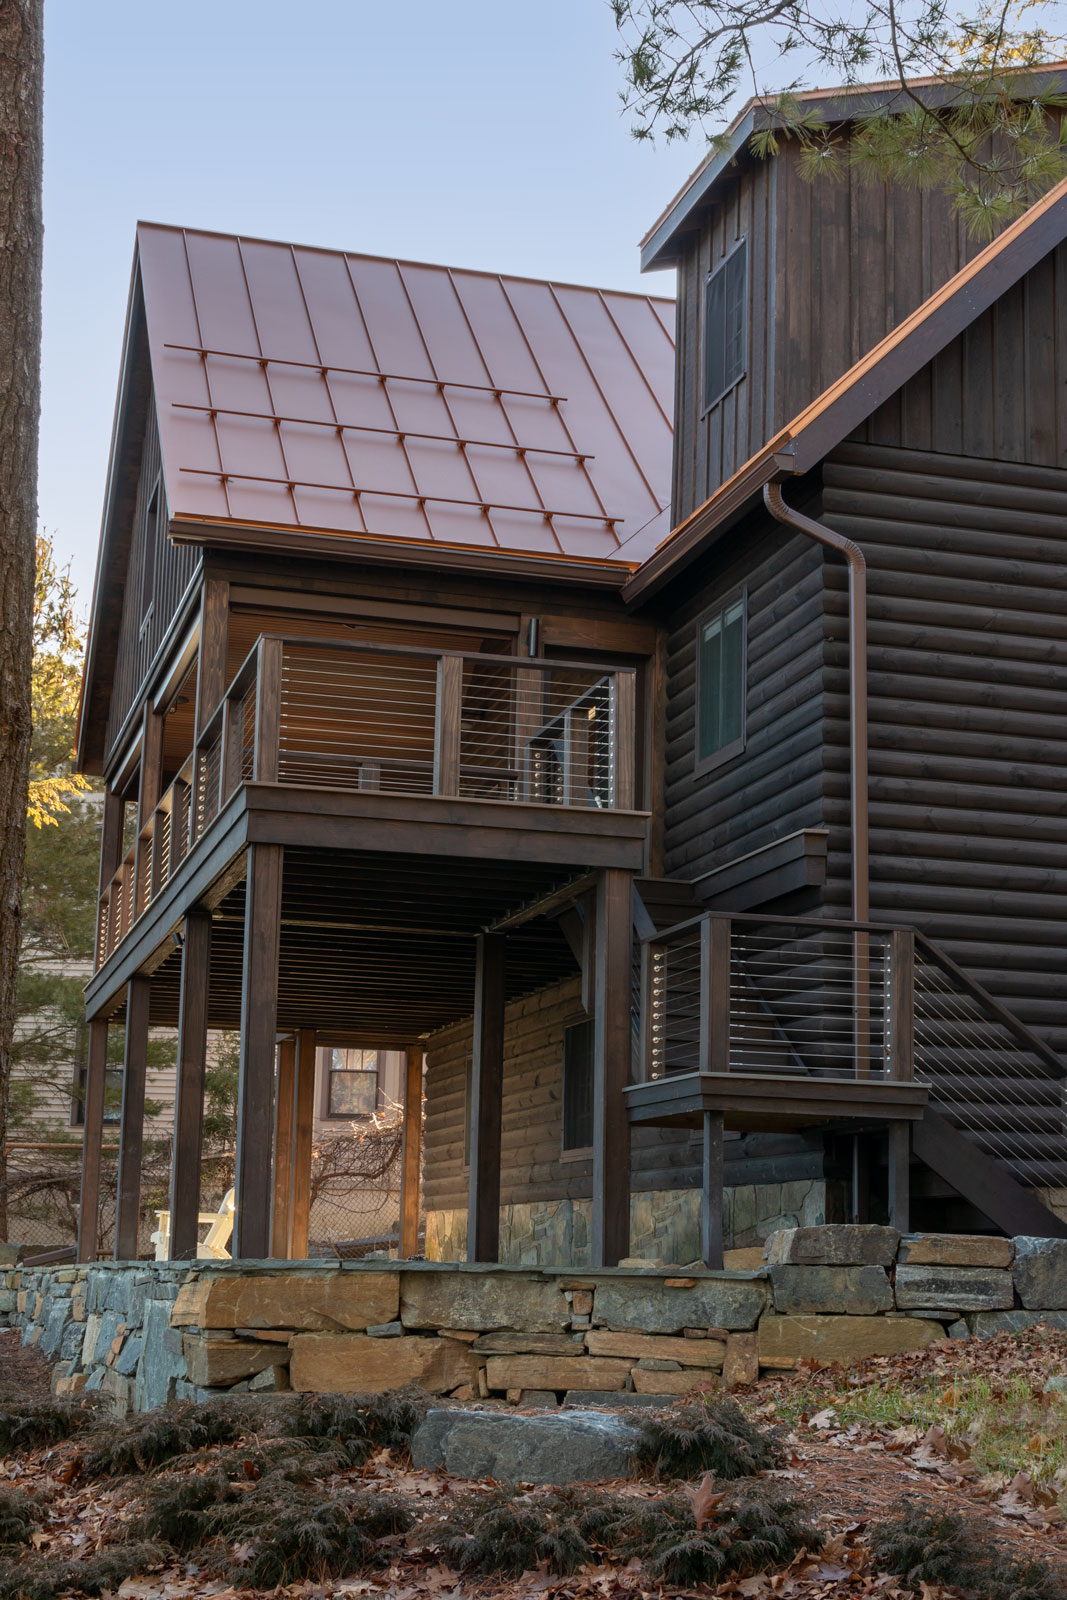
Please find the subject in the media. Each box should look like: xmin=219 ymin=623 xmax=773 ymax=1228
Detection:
xmin=271 ymin=1037 xmax=296 ymax=1258
xmin=234 ymin=844 xmax=283 ymax=1260
xmin=288 ymin=1029 xmax=317 ymax=1258
xmin=400 ymin=1046 xmax=423 ymax=1258
xmin=591 ymin=867 xmax=632 ymax=1268
xmin=467 ymin=933 xmax=505 ymax=1263
xmin=169 ymin=911 xmax=212 ymax=1260
xmin=887 ymin=1122 xmax=910 ymax=1233
xmin=701 ymin=1111 xmax=725 ymax=1269
xmin=77 ymin=1019 xmax=109 ymax=1262
xmin=115 ymin=976 xmax=151 ymax=1260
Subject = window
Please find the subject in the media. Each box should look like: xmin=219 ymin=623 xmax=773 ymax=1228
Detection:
xmin=696 ymin=589 xmax=746 ymax=770
xmin=70 ymin=1031 xmax=123 ymax=1128
xmin=703 ymin=239 xmax=747 ymax=411
xmin=562 ymin=1020 xmax=594 ymax=1153
xmin=325 ymin=1048 xmax=379 ymax=1119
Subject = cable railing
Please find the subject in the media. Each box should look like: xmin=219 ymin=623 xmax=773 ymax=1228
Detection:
xmin=914 ymin=934 xmax=1067 ymax=1186
xmin=95 ymin=634 xmax=637 ymax=969
xmin=638 ymin=912 xmax=909 ymax=1083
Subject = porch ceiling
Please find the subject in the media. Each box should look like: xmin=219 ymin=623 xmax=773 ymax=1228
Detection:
xmin=135 ymin=846 xmax=581 ymax=1043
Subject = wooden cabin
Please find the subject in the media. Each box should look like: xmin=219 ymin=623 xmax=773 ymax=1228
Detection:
xmin=77 ymin=82 xmax=1067 ymax=1266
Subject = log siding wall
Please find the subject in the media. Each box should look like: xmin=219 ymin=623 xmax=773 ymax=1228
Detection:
xmin=104 ymin=397 xmax=200 ymax=765
xmin=819 ymin=437 xmax=1067 ymax=1057
xmin=662 ymin=519 xmax=828 ymax=883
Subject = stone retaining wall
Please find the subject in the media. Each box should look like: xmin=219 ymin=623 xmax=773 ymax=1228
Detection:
xmin=6 ymin=1227 xmax=1067 ymax=1415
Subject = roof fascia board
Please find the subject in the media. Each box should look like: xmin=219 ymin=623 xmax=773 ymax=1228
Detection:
xmin=641 ymin=107 xmax=757 ymax=271
xmin=76 ymin=249 xmax=146 ymax=772
xmin=168 ymin=518 xmax=634 ymax=591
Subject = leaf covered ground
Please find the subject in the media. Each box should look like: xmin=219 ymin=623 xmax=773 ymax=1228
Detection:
xmin=0 ymin=1325 xmax=1066 ymax=1599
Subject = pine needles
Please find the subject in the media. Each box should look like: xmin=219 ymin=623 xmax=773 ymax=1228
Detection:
xmin=632 ymin=1398 xmax=782 ymax=1480
xmin=869 ymin=1501 xmax=1067 ymax=1600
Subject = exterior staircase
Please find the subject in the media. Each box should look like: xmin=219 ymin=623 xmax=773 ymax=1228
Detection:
xmin=631 ymin=880 xmax=1067 ymax=1240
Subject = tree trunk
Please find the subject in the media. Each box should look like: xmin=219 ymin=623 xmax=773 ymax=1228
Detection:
xmin=0 ymin=0 xmax=43 ymax=1239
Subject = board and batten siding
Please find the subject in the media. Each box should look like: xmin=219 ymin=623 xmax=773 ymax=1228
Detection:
xmin=104 ymin=396 xmax=201 ymax=768
xmin=662 ymin=517 xmax=828 ymax=883
xmin=819 ymin=438 xmax=1067 ymax=1056
xmin=672 ymin=142 xmax=984 ymax=518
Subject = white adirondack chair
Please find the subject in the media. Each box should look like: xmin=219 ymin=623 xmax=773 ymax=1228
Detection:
xmin=150 ymin=1188 xmax=235 ymax=1261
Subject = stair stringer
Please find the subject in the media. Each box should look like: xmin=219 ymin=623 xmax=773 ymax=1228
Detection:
xmin=912 ymin=1109 xmax=1067 ymax=1241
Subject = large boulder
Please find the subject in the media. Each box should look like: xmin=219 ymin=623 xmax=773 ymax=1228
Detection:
xmin=400 ymin=1271 xmax=571 ymax=1333
xmin=411 ymin=1408 xmax=641 ymax=1484
xmin=593 ymin=1276 xmax=767 ymax=1334
xmin=1013 ymin=1237 xmax=1067 ymax=1310
xmin=759 ymin=1312 xmax=945 ymax=1365
xmin=769 ymin=1265 xmax=892 ymax=1316
xmin=966 ymin=1309 xmax=1067 ymax=1338
xmin=763 ymin=1226 xmax=899 ymax=1267
xmin=894 ymin=1264 xmax=1013 ymax=1313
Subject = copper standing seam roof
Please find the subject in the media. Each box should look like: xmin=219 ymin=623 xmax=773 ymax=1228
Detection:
xmin=623 ymin=169 xmax=1067 ymax=601
xmin=137 ymin=223 xmax=675 ymax=572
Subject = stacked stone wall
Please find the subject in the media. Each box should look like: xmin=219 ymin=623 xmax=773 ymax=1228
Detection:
xmin=5 ymin=1228 xmax=1067 ymax=1416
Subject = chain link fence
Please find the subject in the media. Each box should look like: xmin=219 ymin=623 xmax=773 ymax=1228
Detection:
xmin=5 ymin=1121 xmax=405 ymax=1259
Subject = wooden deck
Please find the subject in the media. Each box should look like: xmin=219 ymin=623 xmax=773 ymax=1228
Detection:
xmin=625 ymin=1069 xmax=928 ymax=1131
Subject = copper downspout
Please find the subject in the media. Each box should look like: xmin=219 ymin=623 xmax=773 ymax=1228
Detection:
xmin=762 ymin=480 xmax=869 ymax=923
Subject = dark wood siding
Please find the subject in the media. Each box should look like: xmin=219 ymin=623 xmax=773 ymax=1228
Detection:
xmin=853 ymin=242 xmax=1067 ymax=466
xmin=820 ymin=439 xmax=1067 ymax=1055
xmin=673 ymin=160 xmax=777 ymax=521
xmin=662 ymin=517 xmax=828 ymax=883
xmin=103 ymin=397 xmax=201 ymax=765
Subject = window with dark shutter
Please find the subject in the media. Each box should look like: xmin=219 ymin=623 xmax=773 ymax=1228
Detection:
xmin=562 ymin=1020 xmax=594 ymax=1152
xmin=703 ymin=240 xmax=747 ymax=411
xmin=696 ymin=589 xmax=747 ymax=770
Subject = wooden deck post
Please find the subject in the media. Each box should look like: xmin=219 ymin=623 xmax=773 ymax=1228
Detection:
xmin=591 ymin=868 xmax=632 ymax=1267
xmin=288 ymin=1029 xmax=317 ymax=1258
xmin=400 ymin=1045 xmax=424 ymax=1258
xmin=234 ymin=844 xmax=283 ymax=1259
xmin=195 ymin=576 xmax=230 ymax=736
xmin=169 ymin=912 xmax=212 ymax=1260
xmin=889 ymin=930 xmax=915 ymax=1081
xmin=434 ymin=654 xmax=464 ymax=797
xmin=701 ymin=1111 xmax=725 ymax=1269
xmin=888 ymin=1122 xmax=911 ymax=1233
xmin=114 ymin=975 xmax=151 ymax=1259
xmin=467 ymin=932 xmax=505 ymax=1263
xmin=699 ymin=916 xmax=732 ymax=1075
xmin=271 ymin=1037 xmax=296 ymax=1259
xmin=77 ymin=1019 xmax=109 ymax=1262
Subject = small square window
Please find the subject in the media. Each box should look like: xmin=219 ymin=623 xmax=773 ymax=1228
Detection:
xmin=696 ymin=590 xmax=747 ymax=770
xmin=703 ymin=240 xmax=747 ymax=411
xmin=326 ymin=1048 xmax=378 ymax=1119
xmin=562 ymin=1020 xmax=594 ymax=1152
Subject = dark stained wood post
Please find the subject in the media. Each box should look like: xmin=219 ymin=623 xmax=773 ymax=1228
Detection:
xmin=434 ymin=654 xmax=463 ymax=796
xmin=400 ymin=1045 xmax=423 ymax=1258
xmin=466 ymin=932 xmax=505 ymax=1263
xmin=699 ymin=916 xmax=731 ymax=1075
xmin=288 ymin=1028 xmax=317 ymax=1258
xmin=77 ymin=1018 xmax=109 ymax=1262
xmin=591 ymin=868 xmax=632 ymax=1267
xmin=253 ymin=637 xmax=284 ymax=784
xmin=169 ymin=911 xmax=212 ymax=1260
xmin=233 ymin=844 xmax=283 ymax=1259
xmin=270 ymin=1037 xmax=296 ymax=1259
xmin=887 ymin=1122 xmax=910 ymax=1233
xmin=98 ymin=787 xmax=124 ymax=893
xmin=195 ymin=576 xmax=230 ymax=736
xmin=114 ymin=975 xmax=151 ymax=1259
xmin=889 ymin=929 xmax=915 ymax=1081
xmin=612 ymin=669 xmax=637 ymax=810
xmin=701 ymin=1111 xmax=725 ymax=1269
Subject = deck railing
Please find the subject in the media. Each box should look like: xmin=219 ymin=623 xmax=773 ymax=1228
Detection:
xmin=95 ymin=635 xmax=637 ymax=969
xmin=638 ymin=912 xmax=905 ymax=1083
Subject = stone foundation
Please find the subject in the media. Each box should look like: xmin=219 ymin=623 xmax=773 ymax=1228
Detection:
xmin=7 ymin=1226 xmax=1067 ymax=1415
xmin=425 ymin=1179 xmax=846 ymax=1265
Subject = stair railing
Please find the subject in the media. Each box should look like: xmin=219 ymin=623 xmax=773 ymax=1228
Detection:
xmin=912 ymin=933 xmax=1066 ymax=1184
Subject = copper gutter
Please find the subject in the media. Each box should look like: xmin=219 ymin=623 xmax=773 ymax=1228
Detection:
xmin=762 ymin=481 xmax=869 ymax=923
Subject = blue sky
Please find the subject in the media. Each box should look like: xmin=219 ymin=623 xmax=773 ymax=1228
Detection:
xmin=41 ymin=0 xmax=700 ymax=601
